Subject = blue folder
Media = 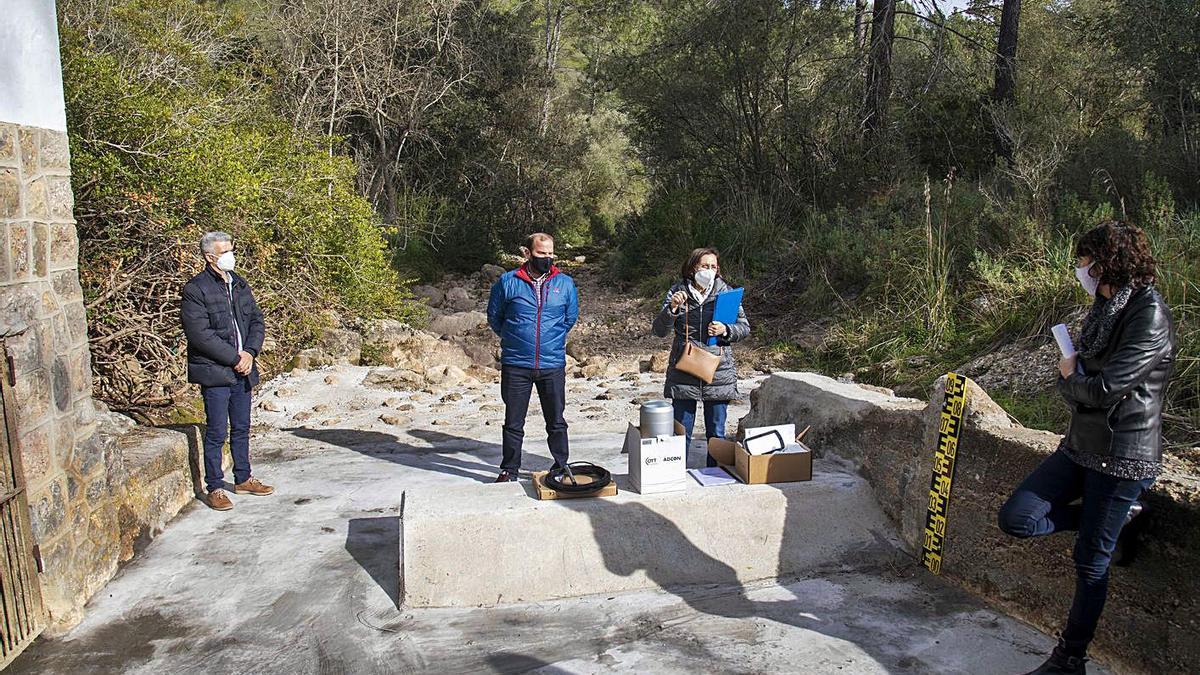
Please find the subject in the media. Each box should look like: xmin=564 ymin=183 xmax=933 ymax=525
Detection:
xmin=708 ymin=288 xmax=744 ymax=346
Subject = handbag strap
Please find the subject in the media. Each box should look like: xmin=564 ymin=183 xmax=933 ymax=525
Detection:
xmin=682 ymin=289 xmax=710 ymax=347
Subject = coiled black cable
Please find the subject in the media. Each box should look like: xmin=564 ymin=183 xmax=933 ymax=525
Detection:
xmin=543 ymin=461 xmax=613 ymax=495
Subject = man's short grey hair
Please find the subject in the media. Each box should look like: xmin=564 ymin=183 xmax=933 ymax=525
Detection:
xmin=200 ymin=231 xmax=232 ymax=256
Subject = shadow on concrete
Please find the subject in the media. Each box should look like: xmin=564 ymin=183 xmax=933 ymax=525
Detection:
xmin=287 ymin=427 xmax=555 ymax=483
xmin=484 ymin=651 xmax=573 ymax=674
xmin=555 ymin=496 xmax=919 ymax=671
xmin=346 ymin=516 xmax=401 ymax=609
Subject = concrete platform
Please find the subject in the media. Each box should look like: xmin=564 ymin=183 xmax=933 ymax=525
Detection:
xmin=9 ymin=366 xmax=1110 ymax=673
xmin=402 ymin=461 xmax=895 ymax=607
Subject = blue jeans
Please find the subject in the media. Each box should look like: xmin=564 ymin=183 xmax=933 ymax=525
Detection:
xmin=201 ymin=377 xmax=253 ymax=492
xmin=672 ymin=399 xmax=728 ymax=468
xmin=997 ymin=449 xmax=1153 ymax=656
xmin=500 ymin=366 xmax=569 ymax=472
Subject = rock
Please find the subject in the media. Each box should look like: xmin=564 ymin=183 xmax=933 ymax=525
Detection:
xmin=361 ymin=319 xmax=476 ymax=372
xmin=312 ymin=404 xmax=330 ymax=413
xmin=566 ymin=341 xmax=588 ymax=362
xmin=384 ymin=397 xmax=405 ymax=407
xmin=466 ymin=365 xmax=500 ymax=383
xmin=348 ymin=398 xmax=373 ymax=411
xmin=481 ymin=264 xmax=506 ymax=283
xmin=293 ymin=411 xmax=313 ymax=422
xmin=317 ymin=328 xmax=363 ymax=365
xmin=460 ymin=343 xmax=498 ymax=369
xmin=580 ymin=364 xmax=605 ymax=379
xmin=293 ymin=328 xmax=363 ymax=369
xmin=431 ymin=419 xmax=451 ymax=426
xmin=424 ymin=364 xmax=467 ymax=387
xmin=573 ymin=255 xmax=587 ymax=263
xmin=480 ymin=404 xmax=505 ymax=413
xmin=259 ymin=399 xmax=282 ymax=412
xmin=274 ymin=387 xmax=297 ymax=398
xmin=362 ymin=368 xmax=425 ymax=391
xmin=595 ymin=390 xmax=614 ymax=401
xmin=441 ymin=392 xmax=463 ymax=402
xmin=379 ymin=413 xmax=412 ymax=426
xmin=320 ymin=417 xmax=342 ymax=427
xmin=429 ymin=311 xmax=488 ymax=338
xmin=293 ymin=348 xmax=327 ymax=370
xmin=444 ymin=286 xmax=474 ymax=312
xmin=323 ymin=374 xmax=339 ymax=385
xmin=650 ymin=352 xmax=670 ymax=374
xmin=621 ymin=373 xmax=640 ymax=381
xmin=412 ymin=284 xmax=445 ymax=307
xmin=291 ymin=368 xmax=309 ymax=377
xmin=639 ymin=358 xmax=653 ymax=373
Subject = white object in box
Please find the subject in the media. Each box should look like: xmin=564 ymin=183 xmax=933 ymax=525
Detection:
xmin=624 ymin=422 xmax=688 ymax=494
xmin=742 ymin=423 xmax=796 ymax=455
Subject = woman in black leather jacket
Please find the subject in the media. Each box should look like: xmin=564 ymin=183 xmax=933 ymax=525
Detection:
xmin=998 ymin=221 xmax=1176 ymax=675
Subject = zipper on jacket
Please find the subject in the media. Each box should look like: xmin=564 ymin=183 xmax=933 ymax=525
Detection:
xmin=534 ymin=281 xmax=547 ymax=369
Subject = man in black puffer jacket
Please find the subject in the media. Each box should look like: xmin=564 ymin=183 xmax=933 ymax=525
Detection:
xmin=181 ymin=231 xmax=274 ymax=511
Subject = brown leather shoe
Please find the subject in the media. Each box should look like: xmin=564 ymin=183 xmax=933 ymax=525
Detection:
xmin=205 ymin=489 xmax=233 ymax=511
xmin=234 ymin=477 xmax=275 ymax=496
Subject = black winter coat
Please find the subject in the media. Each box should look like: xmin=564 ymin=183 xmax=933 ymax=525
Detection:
xmin=1058 ymin=286 xmax=1176 ymax=463
xmin=181 ymin=267 xmax=266 ymax=387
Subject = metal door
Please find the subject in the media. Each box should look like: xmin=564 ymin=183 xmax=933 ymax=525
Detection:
xmin=0 ymin=345 xmax=46 ymax=668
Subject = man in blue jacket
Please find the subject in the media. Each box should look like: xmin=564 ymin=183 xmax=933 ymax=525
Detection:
xmin=487 ymin=232 xmax=580 ymax=482
xmin=180 ymin=231 xmax=274 ymax=511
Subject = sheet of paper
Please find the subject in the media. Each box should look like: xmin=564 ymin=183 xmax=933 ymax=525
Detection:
xmin=688 ymin=467 xmax=737 ymax=487
xmin=1052 ymin=323 xmax=1075 ymax=357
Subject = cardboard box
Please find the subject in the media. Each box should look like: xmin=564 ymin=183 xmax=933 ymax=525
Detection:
xmin=707 ymin=437 xmax=813 ymax=484
xmin=532 ymin=471 xmax=618 ymax=500
xmin=624 ymin=421 xmax=689 ymax=494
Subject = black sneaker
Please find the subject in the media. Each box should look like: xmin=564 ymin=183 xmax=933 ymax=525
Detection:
xmin=1025 ymin=643 xmax=1087 ymax=675
xmin=494 ymin=470 xmax=519 ymax=483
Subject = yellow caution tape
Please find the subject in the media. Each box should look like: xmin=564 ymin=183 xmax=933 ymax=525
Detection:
xmin=922 ymin=372 xmax=970 ymax=575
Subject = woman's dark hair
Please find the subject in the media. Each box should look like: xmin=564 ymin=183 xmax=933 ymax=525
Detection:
xmin=1075 ymin=221 xmax=1156 ymax=289
xmin=681 ymin=247 xmax=720 ymax=281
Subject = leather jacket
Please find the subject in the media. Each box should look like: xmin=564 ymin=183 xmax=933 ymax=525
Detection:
xmin=1057 ymin=286 xmax=1176 ymax=463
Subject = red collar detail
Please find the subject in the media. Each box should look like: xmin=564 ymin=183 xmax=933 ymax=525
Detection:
xmin=515 ymin=264 xmax=560 ymax=284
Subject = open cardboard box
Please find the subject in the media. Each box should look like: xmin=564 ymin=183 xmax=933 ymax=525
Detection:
xmin=707 ymin=436 xmax=813 ymax=484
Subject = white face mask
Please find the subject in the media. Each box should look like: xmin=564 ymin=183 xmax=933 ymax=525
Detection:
xmin=1074 ymin=263 xmax=1099 ymax=297
xmin=694 ymin=268 xmax=716 ymax=288
xmin=216 ymin=251 xmax=236 ymax=272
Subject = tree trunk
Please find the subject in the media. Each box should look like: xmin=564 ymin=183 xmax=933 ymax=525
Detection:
xmin=992 ymin=0 xmax=1021 ymax=104
xmin=992 ymin=0 xmax=1021 ymax=161
xmin=854 ymin=0 xmax=869 ymax=52
xmin=538 ymin=1 xmax=566 ymax=137
xmin=863 ymin=0 xmax=896 ymax=136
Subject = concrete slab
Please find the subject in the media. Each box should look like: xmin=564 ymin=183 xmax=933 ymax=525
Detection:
xmin=402 ymin=461 xmax=895 ymax=607
xmin=8 ymin=366 xmax=1110 ymax=673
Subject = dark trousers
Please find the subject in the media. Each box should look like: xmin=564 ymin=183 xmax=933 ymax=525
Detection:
xmin=201 ymin=376 xmax=253 ymax=492
xmin=997 ymin=449 xmax=1153 ymax=656
xmin=500 ymin=365 xmax=569 ymax=472
xmin=672 ymin=399 xmax=728 ymax=468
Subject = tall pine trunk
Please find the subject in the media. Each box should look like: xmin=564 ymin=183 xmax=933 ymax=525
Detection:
xmin=863 ymin=0 xmax=896 ymax=136
xmin=992 ymin=0 xmax=1022 ymax=161
xmin=992 ymin=0 xmax=1021 ymax=104
xmin=854 ymin=0 xmax=869 ymax=52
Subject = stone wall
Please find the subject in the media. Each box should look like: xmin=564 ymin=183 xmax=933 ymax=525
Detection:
xmin=1 ymin=120 xmax=194 ymax=634
xmin=0 ymin=121 xmax=108 ymax=630
xmin=743 ymin=372 xmax=1200 ymax=674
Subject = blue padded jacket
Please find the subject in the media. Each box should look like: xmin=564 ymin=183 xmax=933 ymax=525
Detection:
xmin=487 ymin=265 xmax=579 ymax=369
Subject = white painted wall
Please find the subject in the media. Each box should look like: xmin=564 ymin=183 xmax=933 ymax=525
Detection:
xmin=0 ymin=0 xmax=68 ymax=131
